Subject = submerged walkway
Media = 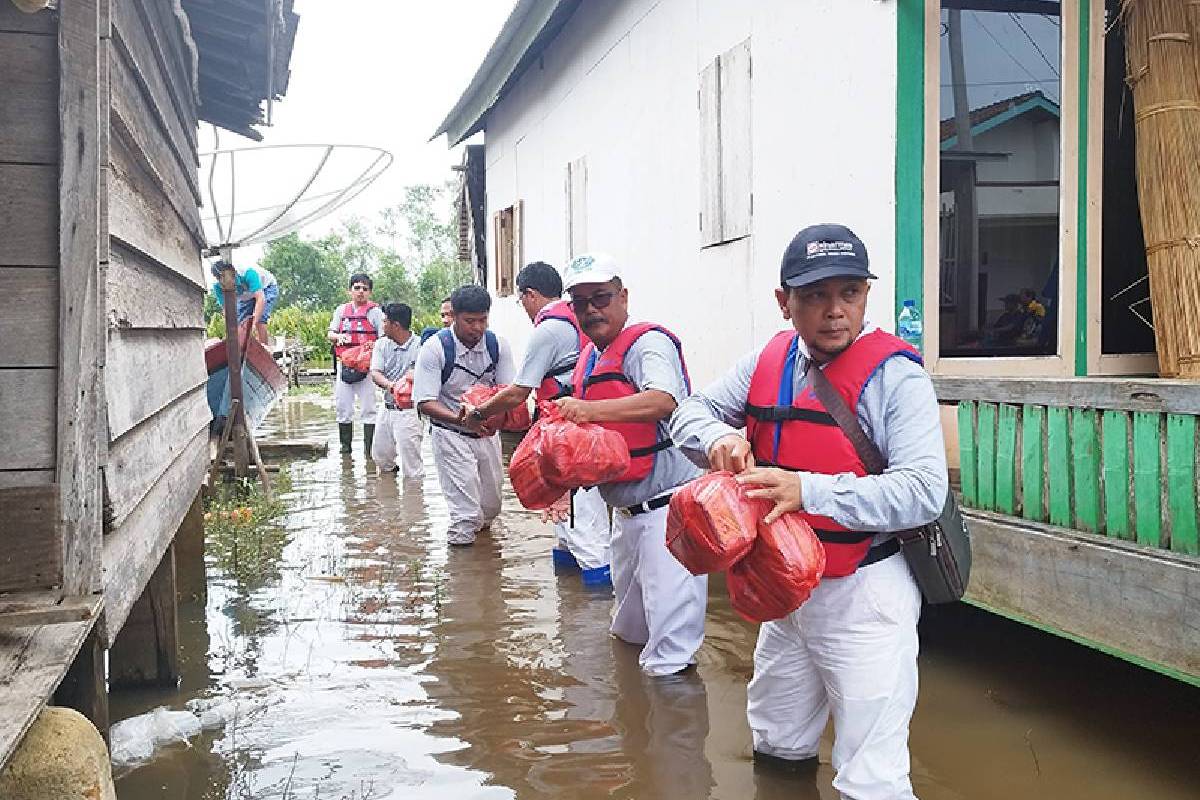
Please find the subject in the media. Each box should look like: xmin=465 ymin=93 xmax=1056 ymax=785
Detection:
xmin=111 ymin=396 xmax=1200 ymax=800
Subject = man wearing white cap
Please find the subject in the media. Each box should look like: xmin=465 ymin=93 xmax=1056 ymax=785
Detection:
xmin=554 ymin=253 xmax=707 ymax=676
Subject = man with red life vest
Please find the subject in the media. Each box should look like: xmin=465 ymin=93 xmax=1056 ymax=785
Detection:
xmin=461 ymin=261 xmax=613 ymax=584
xmin=671 ymin=224 xmax=947 ymax=799
xmin=328 ymin=273 xmax=385 ymax=455
xmin=552 ymin=253 xmax=707 ymax=676
xmin=413 ymin=285 xmax=516 ymax=546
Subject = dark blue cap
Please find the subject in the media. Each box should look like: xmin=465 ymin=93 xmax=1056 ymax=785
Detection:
xmin=780 ymin=224 xmax=876 ymax=288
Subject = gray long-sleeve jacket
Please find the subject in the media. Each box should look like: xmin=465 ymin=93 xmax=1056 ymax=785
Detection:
xmin=670 ymin=327 xmax=947 ymax=533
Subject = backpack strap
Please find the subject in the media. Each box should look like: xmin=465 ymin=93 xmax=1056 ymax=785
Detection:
xmin=485 ymin=330 xmax=499 ymax=373
xmin=438 ymin=327 xmax=501 ymax=385
xmin=439 ymin=328 xmax=456 ymax=385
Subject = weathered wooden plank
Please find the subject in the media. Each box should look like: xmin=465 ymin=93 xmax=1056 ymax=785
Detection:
xmin=1071 ymin=408 xmax=1101 ymax=533
xmin=0 ymin=164 xmax=57 ymax=266
xmin=0 ymin=486 xmax=61 ymax=593
xmin=1047 ymin=407 xmax=1072 ymax=527
xmin=110 ymin=2 xmax=197 ymax=173
xmin=933 ymin=375 xmax=1200 ymax=416
xmin=698 ymin=55 xmax=722 ymax=247
xmin=0 ymin=268 xmax=57 ymax=367
xmin=1133 ymin=412 xmax=1163 ymax=549
xmin=135 ymin=0 xmax=198 ymax=132
xmin=964 ymin=508 xmax=1200 ymax=684
xmin=108 ymin=130 xmax=204 ymax=290
xmin=58 ymin=0 xmax=103 ymax=600
xmin=1101 ymin=410 xmax=1132 ymax=540
xmin=110 ymin=543 xmax=178 ymax=688
xmin=107 ymin=242 xmax=206 ymax=331
xmin=976 ymin=403 xmax=996 ymax=511
xmin=109 ymin=39 xmax=204 ymax=242
xmin=1021 ymin=405 xmax=1046 ymax=522
xmin=105 ymin=385 xmax=210 ymax=528
xmin=0 ymin=31 xmax=57 ymax=164
xmin=174 ymin=490 xmax=205 ymax=604
xmin=104 ymin=329 xmax=207 ymax=440
xmin=957 ymin=401 xmax=977 ymax=504
xmin=0 ymin=2 xmax=54 ymax=34
xmin=0 ymin=470 xmax=54 ymax=489
xmin=0 ymin=616 xmax=98 ymax=771
xmin=0 ymin=595 xmax=100 ymax=629
xmin=101 ymin=427 xmax=207 ymax=645
xmin=717 ymin=39 xmax=752 ymax=242
xmin=52 ymin=623 xmax=108 ymax=739
xmin=995 ymin=404 xmax=1018 ymax=514
xmin=0 ymin=370 xmax=55 ymax=470
xmin=1166 ymin=414 xmax=1198 ymax=556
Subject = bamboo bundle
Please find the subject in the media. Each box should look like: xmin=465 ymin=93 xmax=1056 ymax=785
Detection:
xmin=1122 ymin=0 xmax=1200 ymax=377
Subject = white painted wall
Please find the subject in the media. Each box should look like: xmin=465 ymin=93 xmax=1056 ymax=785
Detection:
xmin=481 ymin=0 xmax=899 ymax=387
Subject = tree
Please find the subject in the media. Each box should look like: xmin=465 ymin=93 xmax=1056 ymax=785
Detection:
xmin=259 ymin=232 xmax=348 ymax=310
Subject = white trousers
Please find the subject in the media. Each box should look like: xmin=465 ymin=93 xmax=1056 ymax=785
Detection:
xmin=371 ymin=407 xmax=424 ymax=477
xmin=431 ymin=425 xmax=503 ymax=545
xmin=610 ymin=502 xmax=707 ymax=676
xmin=554 ymin=486 xmax=611 ymax=569
xmin=334 ymin=373 xmax=377 ymax=424
xmin=746 ymin=552 xmax=922 ymax=800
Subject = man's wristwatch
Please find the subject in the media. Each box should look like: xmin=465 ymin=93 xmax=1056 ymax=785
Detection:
xmin=469 ymin=408 xmax=486 ymax=422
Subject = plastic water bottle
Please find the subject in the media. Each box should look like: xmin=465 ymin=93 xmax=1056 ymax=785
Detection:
xmin=897 ymin=300 xmax=923 ymax=354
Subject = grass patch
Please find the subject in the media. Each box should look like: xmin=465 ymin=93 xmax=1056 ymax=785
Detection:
xmin=205 ymin=474 xmax=293 ymax=590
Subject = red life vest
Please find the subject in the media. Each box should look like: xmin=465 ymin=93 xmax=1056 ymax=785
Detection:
xmin=334 ymin=301 xmax=379 ymax=357
xmin=745 ymin=329 xmax=921 ymax=578
xmin=533 ymin=299 xmax=589 ymax=404
xmin=571 ymin=322 xmax=690 ymax=484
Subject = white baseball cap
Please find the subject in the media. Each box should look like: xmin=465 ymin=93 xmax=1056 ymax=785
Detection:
xmin=563 ymin=252 xmax=620 ymax=290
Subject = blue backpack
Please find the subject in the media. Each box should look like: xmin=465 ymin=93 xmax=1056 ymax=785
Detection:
xmin=438 ymin=327 xmax=500 ymax=385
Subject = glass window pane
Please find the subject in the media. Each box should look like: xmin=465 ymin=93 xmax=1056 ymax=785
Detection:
xmin=938 ymin=2 xmax=1062 ymax=358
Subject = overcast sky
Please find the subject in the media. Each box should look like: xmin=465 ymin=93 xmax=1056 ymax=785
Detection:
xmin=201 ymin=0 xmax=517 ymax=249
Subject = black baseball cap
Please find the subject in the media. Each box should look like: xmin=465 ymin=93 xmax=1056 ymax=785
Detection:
xmin=780 ymin=224 xmax=876 ymax=288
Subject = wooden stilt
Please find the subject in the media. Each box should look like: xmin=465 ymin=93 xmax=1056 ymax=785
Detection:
xmin=174 ymin=491 xmax=206 ymax=605
xmin=53 ymin=623 xmax=108 ymax=743
xmin=108 ymin=544 xmax=179 ymax=690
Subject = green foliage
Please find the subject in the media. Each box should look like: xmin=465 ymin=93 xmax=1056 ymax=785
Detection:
xmin=260 ymin=232 xmax=349 ymax=310
xmin=268 ymin=306 xmax=333 ymax=353
xmin=204 ymin=474 xmax=292 ymax=590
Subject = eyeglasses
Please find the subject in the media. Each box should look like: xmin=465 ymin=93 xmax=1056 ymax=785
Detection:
xmin=571 ymin=291 xmax=616 ymax=312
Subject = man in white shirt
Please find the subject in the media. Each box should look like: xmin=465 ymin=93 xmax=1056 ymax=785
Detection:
xmin=412 ymin=286 xmax=516 ymax=545
xmin=369 ymin=303 xmax=423 ymax=478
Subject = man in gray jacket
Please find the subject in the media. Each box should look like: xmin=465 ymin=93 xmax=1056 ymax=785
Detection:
xmin=671 ymin=224 xmax=946 ymax=800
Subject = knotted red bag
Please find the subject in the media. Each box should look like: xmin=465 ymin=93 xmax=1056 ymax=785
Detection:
xmin=665 ymin=472 xmax=761 ymax=575
xmin=537 ymin=408 xmax=630 ymax=488
xmin=462 ymin=384 xmax=532 ymax=432
xmin=508 ymin=413 xmax=569 ymax=509
xmin=339 ymin=341 xmax=374 ymax=373
xmin=390 ymin=373 xmax=413 ymax=410
xmin=727 ymin=512 xmax=826 ymax=623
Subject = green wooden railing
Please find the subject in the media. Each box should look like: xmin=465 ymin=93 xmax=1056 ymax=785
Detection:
xmin=933 ymin=377 xmax=1200 ymax=556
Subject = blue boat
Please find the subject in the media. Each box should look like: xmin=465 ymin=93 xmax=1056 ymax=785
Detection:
xmin=205 ymin=334 xmax=289 ymax=432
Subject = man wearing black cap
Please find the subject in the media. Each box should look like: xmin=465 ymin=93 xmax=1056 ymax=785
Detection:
xmin=671 ymin=224 xmax=947 ymax=799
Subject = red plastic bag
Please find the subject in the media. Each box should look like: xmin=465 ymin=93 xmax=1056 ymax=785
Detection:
xmin=727 ymin=512 xmax=825 ymax=623
xmin=509 ymin=418 xmax=569 ymax=509
xmin=391 ymin=373 xmax=413 ymax=410
xmin=665 ymin=472 xmax=761 ymax=575
xmin=537 ymin=407 xmax=630 ymax=488
xmin=461 ymin=384 xmax=532 ymax=432
xmin=339 ymin=341 xmax=374 ymax=373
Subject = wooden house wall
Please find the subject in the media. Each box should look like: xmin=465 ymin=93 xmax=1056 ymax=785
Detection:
xmin=100 ymin=0 xmax=210 ymax=644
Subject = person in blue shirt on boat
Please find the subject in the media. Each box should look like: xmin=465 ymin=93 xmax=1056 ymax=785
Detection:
xmin=209 ymin=260 xmax=279 ymax=344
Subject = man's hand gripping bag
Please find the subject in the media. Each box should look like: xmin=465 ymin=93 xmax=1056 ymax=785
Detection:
xmin=390 ymin=373 xmax=414 ymax=410
xmin=508 ymin=415 xmax=568 ymax=510
xmin=462 ymin=384 xmax=532 ymax=432
xmin=538 ymin=411 xmax=631 ymax=488
xmin=665 ymin=472 xmax=759 ymax=575
xmin=727 ymin=512 xmax=826 ymax=623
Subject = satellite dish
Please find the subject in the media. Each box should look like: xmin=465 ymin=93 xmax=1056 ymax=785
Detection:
xmin=199 ymin=142 xmax=393 ymax=255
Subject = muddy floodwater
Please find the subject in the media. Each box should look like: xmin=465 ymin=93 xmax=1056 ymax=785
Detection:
xmin=112 ymin=395 xmax=1200 ymax=800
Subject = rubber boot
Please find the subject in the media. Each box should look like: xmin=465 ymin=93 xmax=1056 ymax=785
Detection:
xmin=339 ymin=423 xmax=353 ymax=454
xmin=363 ymin=424 xmax=375 ymax=456
xmin=752 ymin=751 xmax=819 ymax=775
xmin=551 ymin=547 xmax=579 ymax=570
xmin=580 ymin=564 xmax=612 ymax=587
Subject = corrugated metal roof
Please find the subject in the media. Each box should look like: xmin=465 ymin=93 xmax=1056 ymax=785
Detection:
xmin=434 ymin=0 xmax=582 ymax=146
xmin=181 ymin=0 xmax=299 ymax=141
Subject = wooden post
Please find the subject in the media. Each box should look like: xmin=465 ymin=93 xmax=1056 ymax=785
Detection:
xmin=108 ymin=544 xmax=179 ymax=689
xmin=53 ymin=623 xmax=109 ymax=742
xmin=219 ymin=264 xmax=251 ymax=476
xmin=174 ymin=490 xmax=206 ymax=604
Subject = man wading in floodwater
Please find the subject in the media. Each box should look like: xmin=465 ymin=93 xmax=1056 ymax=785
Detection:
xmin=461 ymin=261 xmax=613 ymax=585
xmin=555 ymin=253 xmax=707 ymax=676
xmin=672 ymin=224 xmax=947 ymax=799
xmin=412 ymin=285 xmax=515 ymax=546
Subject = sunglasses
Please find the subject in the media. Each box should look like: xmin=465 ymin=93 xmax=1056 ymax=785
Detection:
xmin=571 ymin=290 xmax=617 ymax=312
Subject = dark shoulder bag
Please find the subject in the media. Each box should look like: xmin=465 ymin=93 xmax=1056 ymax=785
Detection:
xmin=809 ymin=367 xmax=971 ymax=604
